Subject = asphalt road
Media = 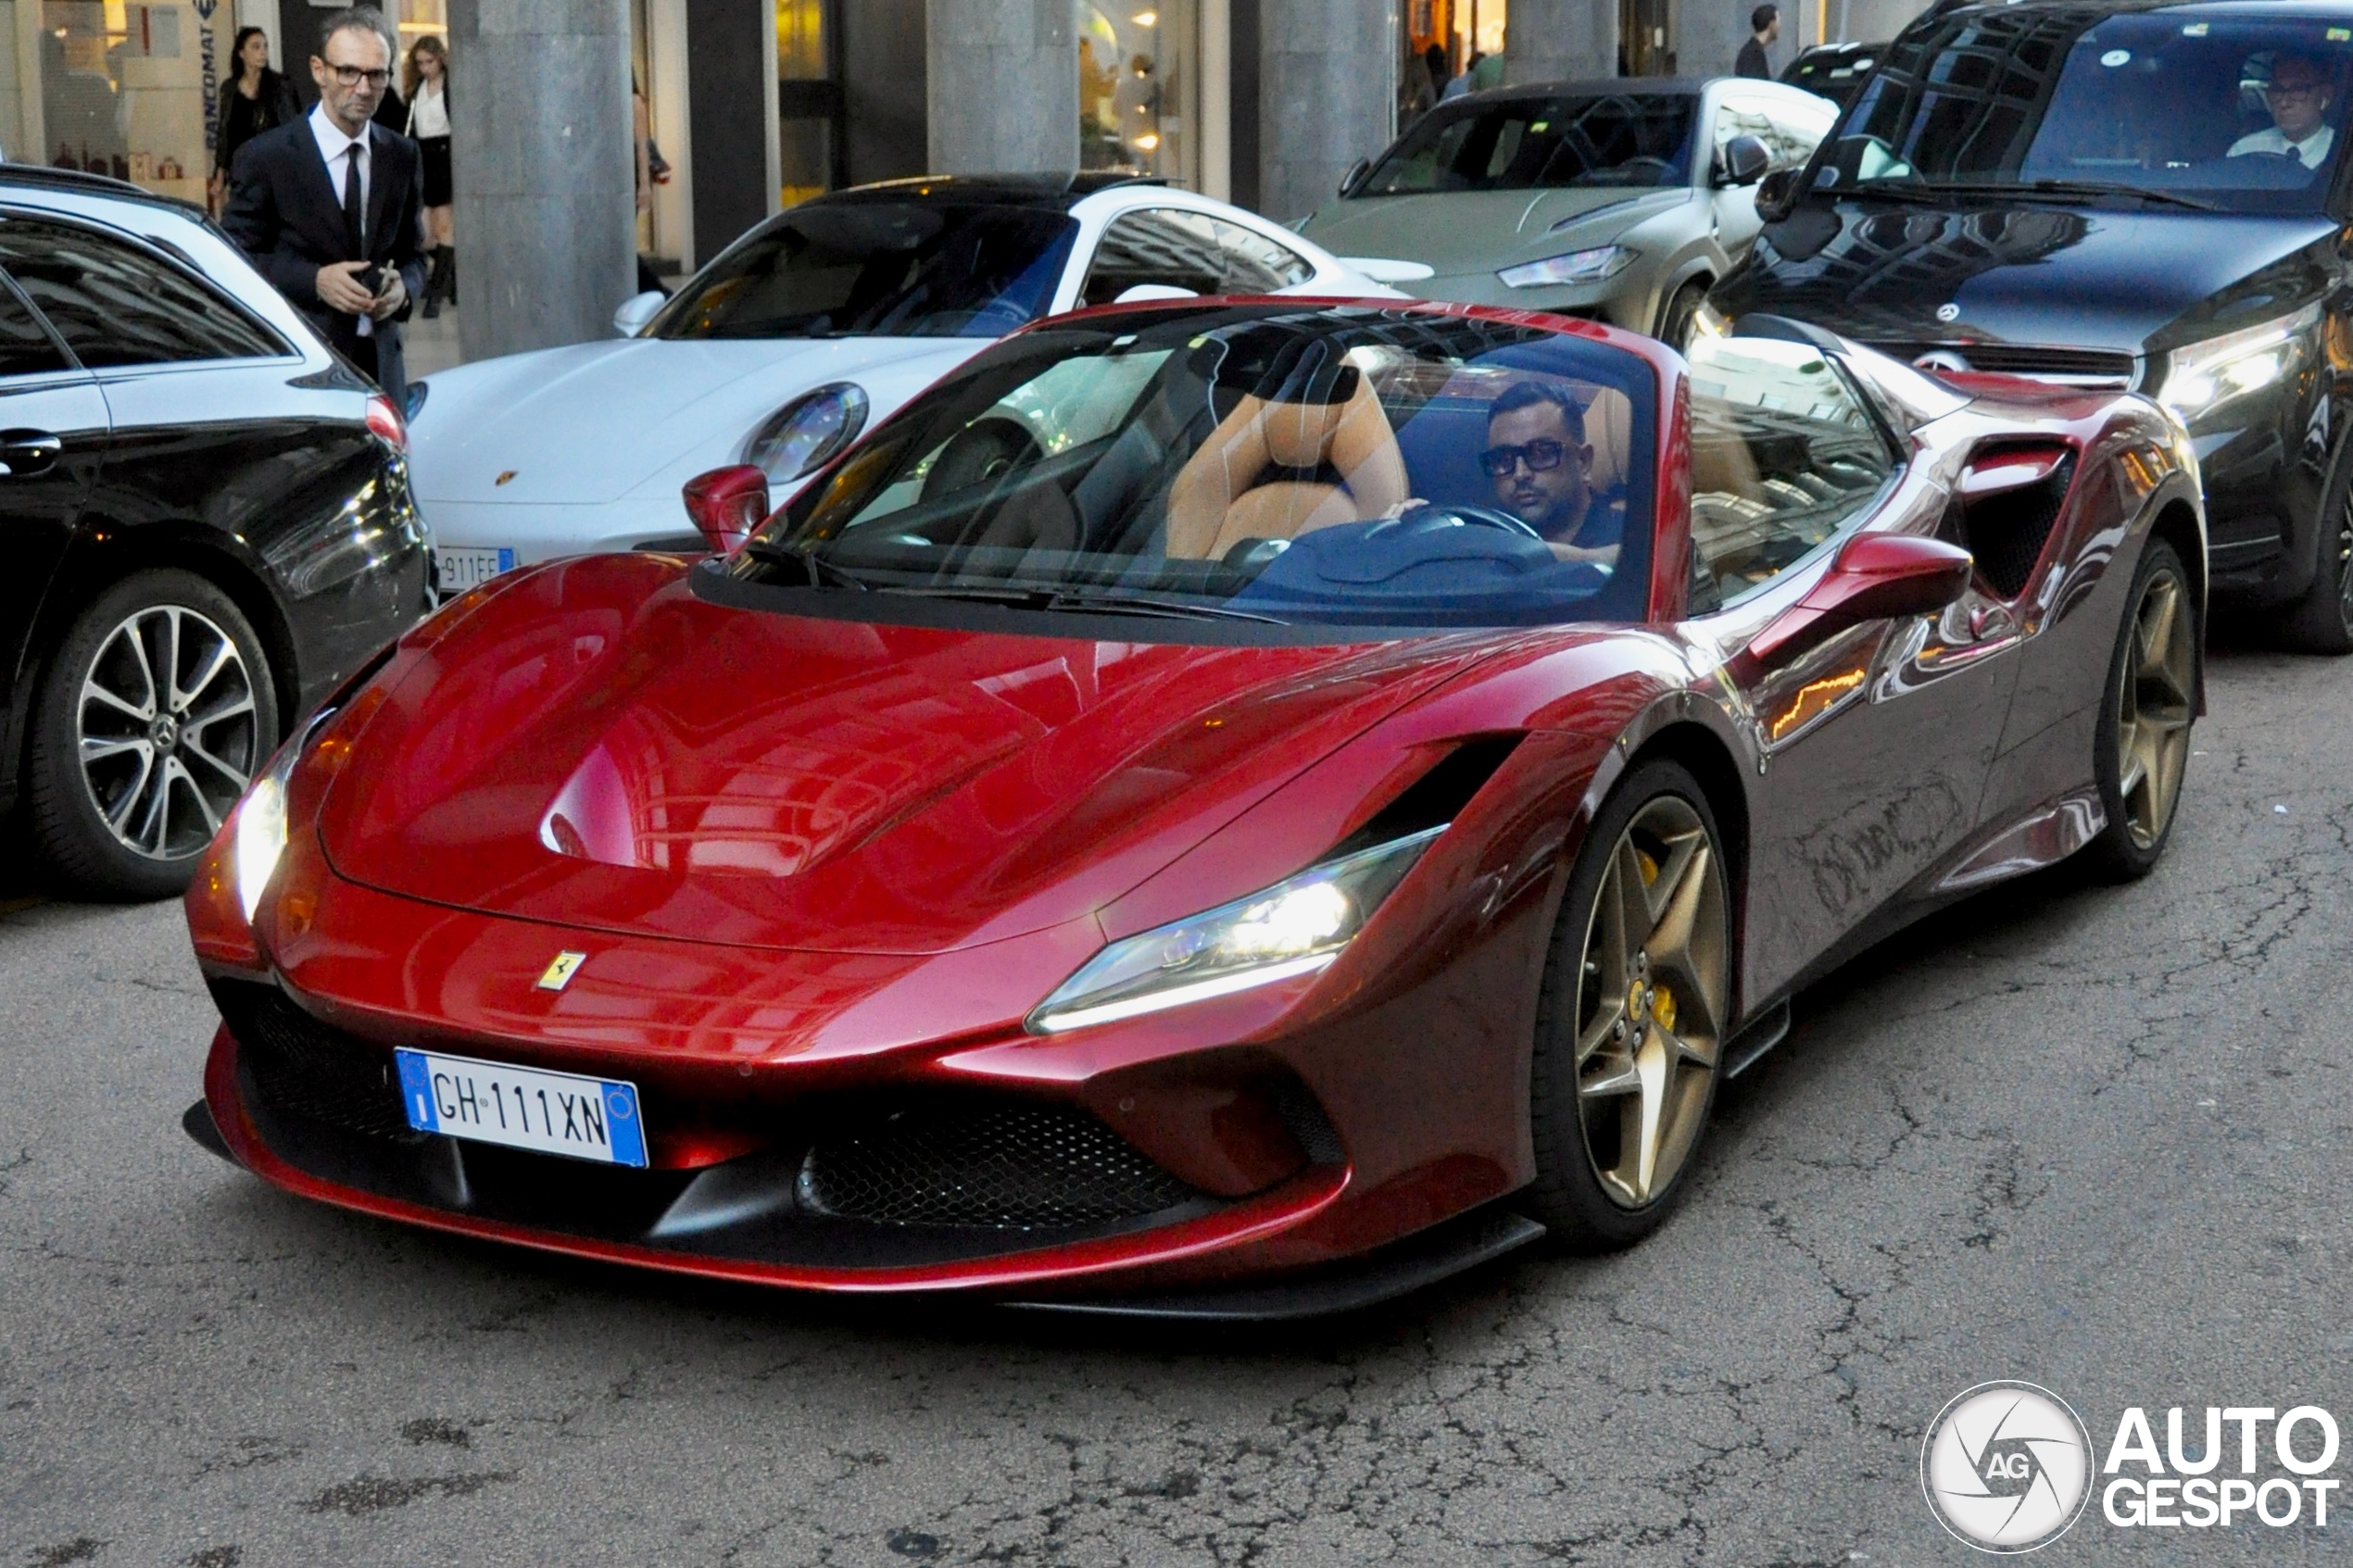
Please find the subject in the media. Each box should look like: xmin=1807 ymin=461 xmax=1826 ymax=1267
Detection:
xmin=3 ymin=638 xmax=2349 ymax=1567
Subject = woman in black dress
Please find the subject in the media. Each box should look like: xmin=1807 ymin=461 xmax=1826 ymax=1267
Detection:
xmin=405 ymin=34 xmax=456 ymax=317
xmin=209 ymin=28 xmax=299 ymax=215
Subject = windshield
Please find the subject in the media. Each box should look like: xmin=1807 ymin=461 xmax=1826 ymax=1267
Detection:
xmin=1815 ymin=10 xmax=2353 ymax=214
xmin=652 ymin=201 xmax=1078 ymax=340
xmin=1357 ymin=93 xmax=1698 ymax=194
xmin=735 ymin=305 xmax=1658 ymax=633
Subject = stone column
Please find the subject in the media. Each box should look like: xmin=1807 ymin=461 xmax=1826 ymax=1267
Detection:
xmin=447 ymin=0 xmax=636 ymax=362
xmin=1504 ymin=0 xmax=1617 ymax=86
xmin=925 ymin=0 xmax=1077 ymax=175
xmin=1258 ymin=0 xmax=1395 ymax=223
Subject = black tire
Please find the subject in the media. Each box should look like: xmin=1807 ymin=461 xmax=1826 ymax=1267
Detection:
xmin=1655 ymin=280 xmax=1708 ymax=352
xmin=1526 ymin=758 xmax=1732 ymax=1251
xmin=2084 ymin=538 xmax=2196 ymax=881
xmin=2281 ymin=455 xmax=2353 ymax=654
xmin=24 ymin=569 xmax=279 ymax=900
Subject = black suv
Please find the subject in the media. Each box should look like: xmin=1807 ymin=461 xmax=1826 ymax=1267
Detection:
xmin=1 ymin=169 xmax=429 ymax=897
xmin=1714 ymin=0 xmax=2353 ymax=649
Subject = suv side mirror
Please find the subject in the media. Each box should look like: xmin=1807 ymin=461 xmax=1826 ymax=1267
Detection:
xmin=1718 ymin=135 xmax=1772 ymax=188
xmin=1754 ymin=167 xmax=1802 ymax=223
xmin=612 ymin=289 xmax=666 ymax=337
xmin=1743 ymin=533 xmax=1975 ymax=670
xmin=681 ymin=464 xmax=771 ymax=555
xmin=1338 ymin=157 xmax=1372 ymax=197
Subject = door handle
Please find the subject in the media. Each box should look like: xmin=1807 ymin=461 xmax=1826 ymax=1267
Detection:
xmin=0 ymin=430 xmax=62 ymax=478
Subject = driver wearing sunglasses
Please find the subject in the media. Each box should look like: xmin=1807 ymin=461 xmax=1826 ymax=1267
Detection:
xmin=1480 ymin=381 xmax=1621 ymax=569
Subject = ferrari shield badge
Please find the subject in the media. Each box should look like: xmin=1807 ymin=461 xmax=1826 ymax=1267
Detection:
xmin=536 ymin=951 xmax=588 ymax=992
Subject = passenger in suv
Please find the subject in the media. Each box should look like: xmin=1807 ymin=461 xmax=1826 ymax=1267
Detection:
xmin=0 ymin=168 xmax=428 ymax=897
xmin=1712 ymin=1 xmax=2353 ymax=649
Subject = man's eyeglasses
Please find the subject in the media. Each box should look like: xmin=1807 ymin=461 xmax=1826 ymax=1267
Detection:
xmin=2266 ymin=80 xmax=2326 ymax=99
xmin=325 ymin=64 xmax=390 ymax=88
xmin=1479 ymin=438 xmax=1571 ymax=478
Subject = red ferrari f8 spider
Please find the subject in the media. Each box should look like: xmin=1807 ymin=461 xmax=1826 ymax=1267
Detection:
xmin=184 ymin=301 xmax=2205 ymax=1316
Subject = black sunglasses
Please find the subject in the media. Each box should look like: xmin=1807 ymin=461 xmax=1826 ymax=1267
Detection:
xmin=1479 ymin=438 xmax=1572 ymax=478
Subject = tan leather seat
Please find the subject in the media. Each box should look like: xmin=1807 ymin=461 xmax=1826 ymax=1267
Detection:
xmin=1165 ymin=371 xmax=1409 ymax=560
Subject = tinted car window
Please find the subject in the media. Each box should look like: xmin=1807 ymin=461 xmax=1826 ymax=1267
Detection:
xmin=1824 ymin=11 xmax=2353 ymax=214
xmin=0 ymin=282 xmax=69 ymax=380
xmin=746 ymin=305 xmax=1658 ymax=631
xmin=1080 ymin=208 xmax=1314 ymax=306
xmin=0 ymin=217 xmax=285 ymax=368
xmin=1360 ymin=93 xmax=1698 ymax=194
xmin=652 ymin=202 xmax=1080 ymax=340
xmin=1684 ymin=335 xmax=1898 ymax=613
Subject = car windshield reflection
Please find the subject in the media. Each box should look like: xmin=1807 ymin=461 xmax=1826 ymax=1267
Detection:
xmin=737 ymin=305 xmax=1661 ymax=631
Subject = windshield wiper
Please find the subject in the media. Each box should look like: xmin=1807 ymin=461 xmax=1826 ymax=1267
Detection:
xmin=1909 ymin=178 xmax=2219 ymax=212
xmin=1042 ymin=590 xmax=1285 ymax=624
xmin=740 ymin=538 xmax=875 ymax=589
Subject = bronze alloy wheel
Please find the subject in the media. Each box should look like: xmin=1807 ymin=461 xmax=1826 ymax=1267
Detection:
xmin=2114 ymin=567 xmax=2196 ymax=850
xmin=1569 ymin=793 xmax=1731 ymax=1210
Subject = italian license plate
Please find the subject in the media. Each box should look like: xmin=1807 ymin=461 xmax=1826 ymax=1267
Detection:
xmin=394 ymin=1048 xmax=648 ymax=1167
xmin=435 ymin=546 xmax=516 ymax=593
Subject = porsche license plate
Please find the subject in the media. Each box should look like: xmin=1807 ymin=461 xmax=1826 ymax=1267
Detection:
xmin=394 ymin=1048 xmax=648 ymax=1167
xmin=435 ymin=546 xmax=516 ymax=593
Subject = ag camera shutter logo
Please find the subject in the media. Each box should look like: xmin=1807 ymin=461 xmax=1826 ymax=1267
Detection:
xmin=1921 ymin=1382 xmax=2094 ymax=1552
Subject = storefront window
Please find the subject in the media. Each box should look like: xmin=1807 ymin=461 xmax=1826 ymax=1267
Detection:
xmin=2 ymin=0 xmax=231 ymax=200
xmin=776 ymin=0 xmax=837 ymax=208
xmin=1079 ymin=1 xmax=1195 ymax=188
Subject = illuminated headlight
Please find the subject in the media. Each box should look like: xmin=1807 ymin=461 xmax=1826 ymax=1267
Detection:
xmin=1026 ymin=825 xmax=1445 ymax=1034
xmin=1498 ymin=246 xmax=1636 ymax=289
xmin=744 ymin=383 xmax=869 ymax=483
xmin=232 ymin=708 xmax=336 ymax=923
xmin=2158 ymin=305 xmax=2319 ymax=424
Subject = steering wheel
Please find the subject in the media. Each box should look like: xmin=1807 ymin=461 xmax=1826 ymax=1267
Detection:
xmin=1391 ymin=500 xmax=1545 ymax=541
xmin=921 ymin=417 xmax=1040 ymax=501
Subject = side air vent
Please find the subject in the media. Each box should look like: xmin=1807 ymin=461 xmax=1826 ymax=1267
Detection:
xmin=1333 ymin=734 xmax=1524 ymax=857
xmin=1956 ymin=448 xmax=2076 ymax=601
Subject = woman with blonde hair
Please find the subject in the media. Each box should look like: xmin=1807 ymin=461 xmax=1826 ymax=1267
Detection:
xmin=404 ymin=32 xmax=456 ymax=317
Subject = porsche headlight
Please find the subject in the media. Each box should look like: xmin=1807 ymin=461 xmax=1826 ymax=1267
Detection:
xmin=744 ymin=383 xmax=869 ymax=483
xmin=1026 ymin=825 xmax=1445 ymax=1034
xmin=232 ymin=707 xmax=336 ymax=923
xmin=2158 ymin=305 xmax=2318 ymax=425
xmin=1498 ymin=246 xmax=1636 ymax=290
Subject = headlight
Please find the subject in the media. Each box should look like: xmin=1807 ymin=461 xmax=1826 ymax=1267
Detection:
xmin=2158 ymin=304 xmax=2319 ymax=424
xmin=743 ymin=383 xmax=869 ymax=483
xmin=1026 ymin=825 xmax=1445 ymax=1034
xmin=232 ymin=707 xmax=336 ymax=923
xmin=1498 ymin=246 xmax=1636 ymax=289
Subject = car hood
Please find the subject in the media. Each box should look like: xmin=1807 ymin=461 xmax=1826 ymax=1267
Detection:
xmin=1300 ymin=188 xmax=1692 ymax=278
xmin=406 ymin=337 xmax=987 ymax=507
xmin=1728 ymin=200 xmax=2338 ymax=353
xmin=318 ymin=555 xmax=1495 ymax=955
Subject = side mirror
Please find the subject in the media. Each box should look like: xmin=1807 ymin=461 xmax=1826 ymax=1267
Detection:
xmin=681 ymin=464 xmax=770 ymax=555
xmin=612 ymin=289 xmax=665 ymax=337
xmin=1113 ymin=282 xmax=1200 ymax=304
xmin=1718 ymin=135 xmax=1772 ymax=188
xmin=1338 ymin=156 xmax=1372 ymax=197
xmin=1754 ymin=167 xmax=1802 ymax=223
xmin=1743 ymin=533 xmax=1974 ymax=670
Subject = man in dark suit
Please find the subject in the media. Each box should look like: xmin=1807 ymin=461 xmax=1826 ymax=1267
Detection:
xmin=222 ymin=6 xmax=423 ymax=408
xmin=1736 ymin=5 xmax=1780 ymax=79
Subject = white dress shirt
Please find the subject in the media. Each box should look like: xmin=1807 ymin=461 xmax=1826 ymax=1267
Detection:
xmin=308 ymin=103 xmax=376 ymax=335
xmin=2227 ymin=123 xmax=2335 ymax=169
xmin=409 ymin=79 xmax=448 ymax=139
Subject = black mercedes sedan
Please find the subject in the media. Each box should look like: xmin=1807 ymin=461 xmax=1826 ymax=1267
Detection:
xmin=1713 ymin=0 xmax=2353 ymax=650
xmin=1 ymin=169 xmax=429 ymax=898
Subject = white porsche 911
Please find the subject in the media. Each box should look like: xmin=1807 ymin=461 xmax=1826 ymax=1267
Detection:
xmin=409 ymin=173 xmax=1417 ymax=588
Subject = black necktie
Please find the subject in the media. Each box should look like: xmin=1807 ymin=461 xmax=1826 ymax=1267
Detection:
xmin=342 ymin=142 xmax=365 ymax=261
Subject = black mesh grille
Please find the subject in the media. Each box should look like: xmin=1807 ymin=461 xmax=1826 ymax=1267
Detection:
xmin=796 ymin=1103 xmax=1202 ymax=1230
xmin=220 ymin=982 xmax=421 ymax=1144
xmin=1869 ymin=342 xmax=2136 ymax=386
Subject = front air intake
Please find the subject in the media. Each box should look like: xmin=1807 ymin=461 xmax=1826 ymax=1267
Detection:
xmin=796 ymin=1101 xmax=1205 ymax=1230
